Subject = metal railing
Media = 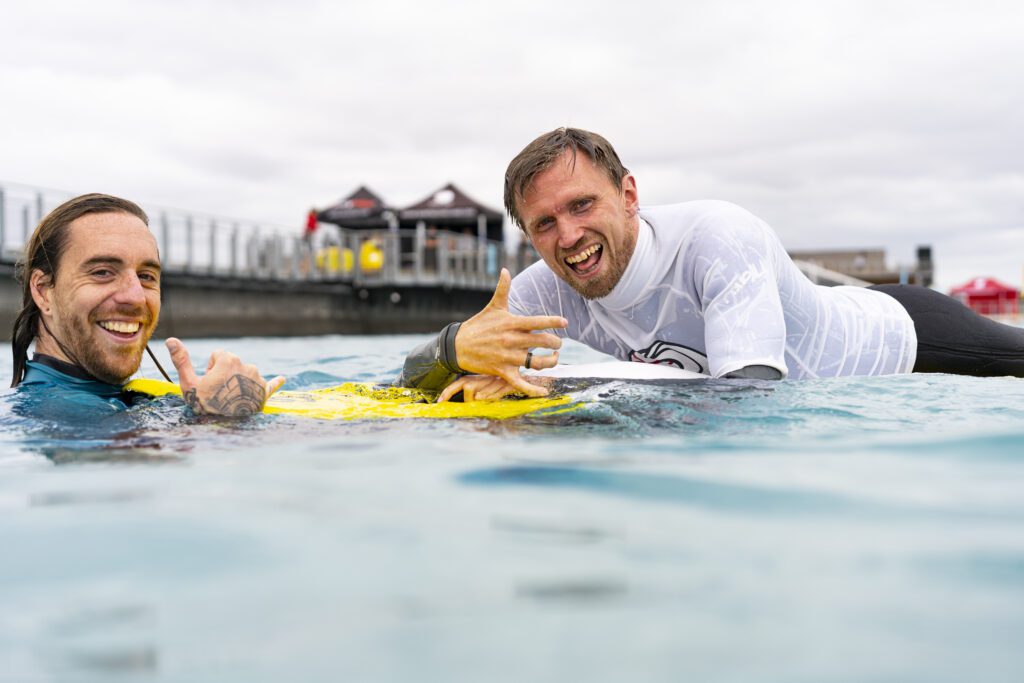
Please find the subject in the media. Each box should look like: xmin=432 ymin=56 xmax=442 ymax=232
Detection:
xmin=3 ymin=181 xmax=864 ymax=291
xmin=0 ymin=181 xmax=539 ymax=289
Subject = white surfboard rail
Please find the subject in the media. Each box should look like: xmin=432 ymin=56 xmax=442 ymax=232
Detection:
xmin=532 ymin=361 xmax=709 ymax=380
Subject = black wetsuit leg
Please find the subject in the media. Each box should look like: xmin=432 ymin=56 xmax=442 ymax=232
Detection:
xmin=870 ymin=284 xmax=1024 ymax=377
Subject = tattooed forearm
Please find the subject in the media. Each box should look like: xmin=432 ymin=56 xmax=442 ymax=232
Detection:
xmin=205 ymin=374 xmax=265 ymax=416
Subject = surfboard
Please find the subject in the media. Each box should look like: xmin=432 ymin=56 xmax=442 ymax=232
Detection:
xmin=123 ymin=361 xmax=707 ymax=421
xmin=122 ymin=378 xmax=578 ymax=420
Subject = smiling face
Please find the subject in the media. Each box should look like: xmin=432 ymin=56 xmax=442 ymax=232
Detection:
xmin=31 ymin=211 xmax=161 ymax=384
xmin=519 ymin=150 xmax=640 ymax=299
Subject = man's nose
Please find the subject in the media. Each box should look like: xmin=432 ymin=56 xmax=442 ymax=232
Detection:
xmin=556 ymin=218 xmax=585 ymax=250
xmin=113 ymin=273 xmax=147 ymax=306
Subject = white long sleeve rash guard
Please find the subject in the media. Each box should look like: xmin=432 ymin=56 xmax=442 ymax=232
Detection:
xmin=507 ymin=200 xmax=917 ymax=379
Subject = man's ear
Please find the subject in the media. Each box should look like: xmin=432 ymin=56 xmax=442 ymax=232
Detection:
xmin=29 ymin=269 xmax=54 ymax=315
xmin=621 ymin=174 xmax=639 ymax=217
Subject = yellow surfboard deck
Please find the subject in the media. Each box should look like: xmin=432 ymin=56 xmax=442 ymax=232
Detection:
xmin=123 ymin=378 xmax=578 ymax=421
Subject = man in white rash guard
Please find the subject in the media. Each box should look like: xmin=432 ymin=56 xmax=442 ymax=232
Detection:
xmin=395 ymin=127 xmax=1024 ymax=400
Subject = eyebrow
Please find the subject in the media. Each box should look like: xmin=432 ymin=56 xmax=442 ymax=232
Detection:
xmin=81 ymin=256 xmax=162 ymax=272
xmin=572 ymin=193 xmax=598 ymax=206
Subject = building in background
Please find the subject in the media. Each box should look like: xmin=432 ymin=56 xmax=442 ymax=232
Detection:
xmin=787 ymin=246 xmax=933 ymax=287
xmin=399 ymin=183 xmax=504 ymax=244
xmin=316 ymin=186 xmax=397 ymax=231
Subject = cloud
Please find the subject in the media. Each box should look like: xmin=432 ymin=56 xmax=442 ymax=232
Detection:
xmin=1 ymin=0 xmax=1022 ymax=290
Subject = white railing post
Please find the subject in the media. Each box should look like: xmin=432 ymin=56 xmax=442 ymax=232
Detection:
xmin=415 ymin=221 xmax=425 ymax=281
xmin=185 ymin=216 xmax=194 ymax=272
xmin=230 ymin=223 xmax=239 ymax=276
xmin=209 ymin=219 xmax=217 ymax=275
xmin=160 ymin=212 xmax=170 ymax=267
xmin=0 ymin=186 xmax=6 ymax=253
xmin=438 ymin=229 xmax=449 ymax=284
xmin=476 ymin=214 xmax=487 ymax=283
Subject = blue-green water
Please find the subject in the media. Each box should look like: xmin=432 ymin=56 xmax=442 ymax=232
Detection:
xmin=1 ymin=335 xmax=1023 ymax=682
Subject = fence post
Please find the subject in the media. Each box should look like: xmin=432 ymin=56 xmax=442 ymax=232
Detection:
xmin=266 ymin=231 xmax=273 ymax=279
xmin=253 ymin=228 xmax=262 ymax=278
xmin=0 ymin=186 xmax=6 ymax=255
xmin=246 ymin=232 xmax=255 ymax=277
xmin=352 ymin=232 xmax=362 ymax=283
xmin=22 ymin=205 xmax=29 ymax=243
xmin=271 ymin=235 xmax=281 ymax=279
xmin=414 ymin=221 xmax=425 ymax=282
xmin=35 ymin=192 xmax=43 ymax=224
xmin=185 ymin=216 xmax=194 ymax=272
xmin=309 ymin=234 xmax=319 ymax=281
xmin=437 ymin=229 xmax=448 ymax=284
xmin=277 ymin=235 xmax=285 ymax=279
xmin=160 ymin=212 xmax=170 ymax=267
xmin=385 ymin=210 xmax=399 ymax=284
xmin=230 ymin=223 xmax=239 ymax=277
xmin=263 ymin=234 xmax=272 ymax=279
xmin=304 ymin=236 xmax=314 ymax=281
xmin=209 ymin=219 xmax=217 ymax=275
xmin=477 ymin=214 xmax=487 ymax=284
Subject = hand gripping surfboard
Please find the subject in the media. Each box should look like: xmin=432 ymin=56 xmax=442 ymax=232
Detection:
xmin=122 ymin=361 xmax=707 ymax=421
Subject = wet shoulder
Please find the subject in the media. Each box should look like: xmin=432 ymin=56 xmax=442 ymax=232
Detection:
xmin=643 ymin=201 xmax=777 ymax=273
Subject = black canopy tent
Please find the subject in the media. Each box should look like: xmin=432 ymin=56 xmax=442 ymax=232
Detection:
xmin=399 ymin=183 xmax=504 ymax=244
xmin=317 ymin=186 xmax=397 ymax=230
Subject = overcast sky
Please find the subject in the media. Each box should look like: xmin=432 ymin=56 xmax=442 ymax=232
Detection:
xmin=2 ymin=0 xmax=1022 ymax=290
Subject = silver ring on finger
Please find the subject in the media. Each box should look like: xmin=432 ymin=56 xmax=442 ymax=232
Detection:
xmin=524 ymin=350 xmax=533 ymax=370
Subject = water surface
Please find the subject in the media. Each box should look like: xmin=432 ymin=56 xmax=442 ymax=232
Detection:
xmin=1 ymin=335 xmax=1023 ymax=682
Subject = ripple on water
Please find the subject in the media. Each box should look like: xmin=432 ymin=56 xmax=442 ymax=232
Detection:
xmin=1 ymin=338 xmax=1023 ymax=682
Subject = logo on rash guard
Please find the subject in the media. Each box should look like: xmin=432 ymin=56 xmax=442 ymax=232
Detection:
xmin=630 ymin=341 xmax=708 ymax=374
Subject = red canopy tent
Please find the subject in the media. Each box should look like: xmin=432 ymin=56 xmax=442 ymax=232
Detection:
xmin=949 ymin=277 xmax=1020 ymax=316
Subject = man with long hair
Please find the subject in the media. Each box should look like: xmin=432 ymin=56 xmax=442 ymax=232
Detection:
xmin=11 ymin=193 xmax=283 ymax=416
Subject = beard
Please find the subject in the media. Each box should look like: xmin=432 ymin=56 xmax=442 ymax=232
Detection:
xmin=51 ymin=302 xmax=152 ymax=385
xmin=563 ymin=227 xmax=637 ymax=300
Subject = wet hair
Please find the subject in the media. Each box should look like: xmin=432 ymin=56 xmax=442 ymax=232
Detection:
xmin=503 ymin=127 xmax=629 ymax=230
xmin=10 ymin=193 xmax=149 ymax=387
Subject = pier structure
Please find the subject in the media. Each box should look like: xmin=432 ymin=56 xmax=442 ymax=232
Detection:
xmin=788 ymin=246 xmax=934 ymax=287
xmin=0 ymin=181 xmax=534 ymax=340
xmin=0 ymin=180 xmax=873 ymax=340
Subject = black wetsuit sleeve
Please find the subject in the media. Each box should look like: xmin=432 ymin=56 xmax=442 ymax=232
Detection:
xmin=724 ymin=365 xmax=783 ymax=380
xmin=393 ymin=322 xmax=465 ymax=391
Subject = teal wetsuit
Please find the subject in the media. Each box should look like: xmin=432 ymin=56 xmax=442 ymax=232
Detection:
xmin=11 ymin=356 xmax=170 ymax=460
xmin=20 ymin=354 xmax=150 ymax=411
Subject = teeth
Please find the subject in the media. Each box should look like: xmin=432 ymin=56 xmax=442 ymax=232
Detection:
xmin=565 ymin=244 xmax=601 ymax=265
xmin=99 ymin=321 xmax=141 ymax=334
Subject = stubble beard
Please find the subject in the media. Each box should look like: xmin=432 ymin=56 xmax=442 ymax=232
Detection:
xmin=53 ymin=301 xmax=150 ymax=385
xmin=565 ymin=227 xmax=638 ymax=301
